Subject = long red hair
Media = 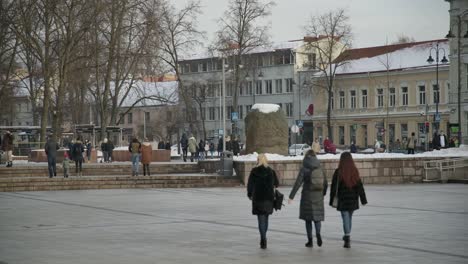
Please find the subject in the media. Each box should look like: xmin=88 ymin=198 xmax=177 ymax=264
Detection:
xmin=338 ymin=152 xmax=360 ymax=188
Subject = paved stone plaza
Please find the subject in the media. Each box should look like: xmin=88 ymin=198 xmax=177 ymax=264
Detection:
xmin=0 ymin=184 xmax=467 ymax=264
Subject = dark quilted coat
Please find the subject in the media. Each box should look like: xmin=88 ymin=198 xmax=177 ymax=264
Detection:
xmin=329 ymin=169 xmax=367 ymax=211
xmin=289 ymin=156 xmax=328 ymax=221
xmin=247 ymin=165 xmax=279 ymax=215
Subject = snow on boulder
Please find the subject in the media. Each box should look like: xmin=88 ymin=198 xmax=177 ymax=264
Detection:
xmin=245 ymin=104 xmax=288 ymax=155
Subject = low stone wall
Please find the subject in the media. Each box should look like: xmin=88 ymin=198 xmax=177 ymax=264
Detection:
xmin=29 ymin=149 xmax=97 ymax=163
xmin=112 ymin=150 xmax=171 ymax=162
xmin=233 ymin=157 xmax=456 ymax=185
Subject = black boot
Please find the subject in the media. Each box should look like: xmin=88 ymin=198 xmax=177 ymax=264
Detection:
xmin=260 ymin=238 xmax=267 ymax=249
xmin=343 ymin=235 xmax=350 ymax=248
xmin=316 ymin=233 xmax=322 ymax=247
xmin=305 ymin=237 xmax=312 ymax=248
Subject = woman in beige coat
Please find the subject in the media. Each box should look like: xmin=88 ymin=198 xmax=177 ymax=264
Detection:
xmin=312 ymin=138 xmax=321 ymax=154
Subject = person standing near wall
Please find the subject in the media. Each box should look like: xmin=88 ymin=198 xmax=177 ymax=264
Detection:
xmin=45 ymin=134 xmax=60 ymax=178
xmin=141 ymin=138 xmax=152 ymax=176
xmin=129 ymin=137 xmax=142 ymax=176
xmin=180 ymin=134 xmax=188 ymax=162
xmin=188 ymin=135 xmax=197 ymax=162
xmin=2 ymin=131 xmax=14 ymax=167
xmin=407 ymin=132 xmax=417 ymax=154
xmin=72 ymin=137 xmax=85 ymax=176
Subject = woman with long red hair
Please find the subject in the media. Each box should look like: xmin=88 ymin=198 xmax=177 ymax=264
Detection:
xmin=329 ymin=152 xmax=367 ymax=248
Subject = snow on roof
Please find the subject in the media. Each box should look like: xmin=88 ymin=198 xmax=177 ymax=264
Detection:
xmin=335 ymin=39 xmax=449 ymax=75
xmin=120 ymin=80 xmax=179 ymax=108
xmin=251 ymin=103 xmax=280 ymax=114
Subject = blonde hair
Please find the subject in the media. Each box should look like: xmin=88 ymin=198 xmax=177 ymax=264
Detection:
xmin=256 ymin=153 xmax=269 ymax=167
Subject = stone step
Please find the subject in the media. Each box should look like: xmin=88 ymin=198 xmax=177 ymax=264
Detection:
xmin=0 ymin=174 xmax=241 ymax=192
xmin=0 ymin=163 xmax=201 ymax=177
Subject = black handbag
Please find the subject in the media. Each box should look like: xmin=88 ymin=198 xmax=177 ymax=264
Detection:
xmin=273 ymin=189 xmax=284 ymax=211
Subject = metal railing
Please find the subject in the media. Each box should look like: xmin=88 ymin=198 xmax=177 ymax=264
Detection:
xmin=423 ymin=157 xmax=468 ymax=182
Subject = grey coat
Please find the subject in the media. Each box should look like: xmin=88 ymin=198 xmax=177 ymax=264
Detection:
xmin=289 ymin=155 xmax=328 ymax=221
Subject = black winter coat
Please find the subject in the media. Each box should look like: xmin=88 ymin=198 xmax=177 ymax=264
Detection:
xmin=247 ymin=165 xmax=279 ymax=215
xmin=329 ymin=169 xmax=367 ymax=211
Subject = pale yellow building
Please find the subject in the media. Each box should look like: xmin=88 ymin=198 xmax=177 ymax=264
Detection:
xmin=309 ymin=40 xmax=451 ymax=150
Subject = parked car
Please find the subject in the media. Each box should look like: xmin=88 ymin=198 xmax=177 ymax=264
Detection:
xmin=288 ymin=144 xmax=311 ymax=156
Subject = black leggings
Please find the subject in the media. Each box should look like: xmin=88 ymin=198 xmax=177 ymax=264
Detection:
xmin=75 ymin=158 xmax=82 ymax=173
xmin=305 ymin=220 xmax=322 ymax=239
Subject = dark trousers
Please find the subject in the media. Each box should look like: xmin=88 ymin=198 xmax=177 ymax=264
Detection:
xmin=305 ymin=220 xmax=322 ymax=239
xmin=182 ymin=148 xmax=188 ymax=162
xmin=47 ymin=156 xmax=57 ymax=177
xmin=75 ymin=158 xmax=83 ymax=173
xmin=407 ymin=148 xmax=415 ymax=154
xmin=257 ymin=214 xmax=269 ymax=240
xmin=143 ymin=164 xmax=150 ymax=176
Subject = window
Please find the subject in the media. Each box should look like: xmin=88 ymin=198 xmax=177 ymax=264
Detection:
xmin=389 ymin=88 xmax=396 ymax=107
xmin=339 ymin=126 xmax=345 ymax=145
xmin=308 ymin=53 xmax=316 ymax=69
xmin=200 ymin=107 xmax=206 ymax=120
xmin=120 ymin=113 xmax=125 ymax=124
xmin=198 ymin=62 xmax=207 ymax=72
xmin=419 ymin=85 xmax=426 ymax=105
xmin=145 ymin=112 xmax=150 ymax=122
xmin=275 ymin=79 xmax=282 ymax=93
xmin=256 ymin=80 xmax=262 ymax=95
xmin=330 ymin=92 xmax=334 ymax=109
xmin=127 ymin=113 xmax=133 ymax=124
xmin=350 ymin=125 xmax=356 ymax=144
xmin=227 ymin=106 xmax=233 ymax=120
xmin=227 ymin=82 xmax=233 ymax=97
xmin=377 ymin=88 xmax=384 ymax=107
xmin=239 ymin=84 xmax=244 ymax=96
xmin=285 ymin=103 xmax=293 ymax=117
xmin=265 ymin=80 xmax=272 ymax=94
xmin=209 ymin=107 xmax=215 ymax=120
xmin=350 ymin=90 xmax=356 ymax=109
xmin=401 ymin=87 xmax=408 ymax=106
xmin=339 ymin=91 xmax=345 ymax=109
xmin=433 ymin=84 xmax=439 ymax=104
xmin=361 ymin=90 xmax=368 ymax=108
xmin=238 ymin=105 xmax=244 ymax=119
xmin=246 ymin=81 xmax=253 ymax=95
xmin=286 ymin=78 xmax=293 ymax=93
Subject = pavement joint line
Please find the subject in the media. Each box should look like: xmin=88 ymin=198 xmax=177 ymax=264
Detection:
xmin=188 ymin=218 xmax=468 ymax=260
xmin=366 ymin=205 xmax=467 ymax=215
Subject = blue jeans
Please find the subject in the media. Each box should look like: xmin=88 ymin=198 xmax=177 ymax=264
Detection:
xmin=131 ymin=154 xmax=141 ymax=174
xmin=47 ymin=156 xmax=57 ymax=177
xmin=305 ymin=220 xmax=322 ymax=239
xmin=257 ymin=214 xmax=269 ymax=240
xmin=341 ymin=210 xmax=354 ymax=236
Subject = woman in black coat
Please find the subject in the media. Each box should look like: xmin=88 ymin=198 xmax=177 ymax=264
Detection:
xmin=289 ymin=150 xmax=327 ymax=247
xmin=247 ymin=154 xmax=279 ymax=249
xmin=330 ymin=152 xmax=367 ymax=248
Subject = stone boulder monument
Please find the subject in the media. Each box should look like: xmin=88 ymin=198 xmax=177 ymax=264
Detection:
xmin=244 ymin=103 xmax=288 ymax=155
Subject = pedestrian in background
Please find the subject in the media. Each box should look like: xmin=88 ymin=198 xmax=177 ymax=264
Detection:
xmin=407 ymin=132 xmax=417 ymax=154
xmin=350 ymin=141 xmax=357 ymax=153
xmin=217 ymin=137 xmax=223 ymax=157
xmin=209 ymin=142 xmax=215 ymax=159
xmin=312 ymin=138 xmax=321 ymax=154
xmin=129 ymin=137 xmax=142 ymax=176
xmin=198 ymin=139 xmax=205 ymax=160
xmin=45 ymin=134 xmax=60 ymax=178
xmin=101 ymin=138 xmax=109 ymax=162
xmin=85 ymin=140 xmax=92 ymax=162
xmin=180 ymin=133 xmax=188 ymax=162
xmin=141 ymin=138 xmax=152 ymax=176
xmin=62 ymin=152 xmax=70 ymax=178
xmin=329 ymin=152 xmax=367 ymax=248
xmin=72 ymin=137 xmax=84 ymax=176
xmin=1 ymin=131 xmax=14 ymax=167
xmin=108 ymin=139 xmax=114 ymax=162
xmin=232 ymin=137 xmax=240 ymax=156
xmin=188 ymin=135 xmax=197 ymax=162
xmin=247 ymin=154 xmax=279 ymax=249
xmin=289 ymin=150 xmax=328 ymax=248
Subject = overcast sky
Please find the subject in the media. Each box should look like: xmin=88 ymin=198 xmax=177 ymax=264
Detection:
xmin=171 ymin=0 xmax=449 ymax=49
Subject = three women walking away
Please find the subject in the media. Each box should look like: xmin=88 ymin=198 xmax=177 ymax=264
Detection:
xmin=329 ymin=152 xmax=367 ymax=248
xmin=289 ymin=150 xmax=328 ymax=248
xmin=247 ymin=154 xmax=279 ymax=249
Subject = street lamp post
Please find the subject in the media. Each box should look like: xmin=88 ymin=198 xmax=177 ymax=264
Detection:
xmin=222 ymin=57 xmax=226 ymax=153
xmin=427 ymin=41 xmax=448 ymax=132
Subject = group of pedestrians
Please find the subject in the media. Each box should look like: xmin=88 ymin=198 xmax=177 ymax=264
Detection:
xmin=247 ymin=151 xmax=367 ymax=249
xmin=45 ymin=135 xmax=87 ymax=178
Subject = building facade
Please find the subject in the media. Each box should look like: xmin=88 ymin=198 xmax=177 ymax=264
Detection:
xmin=445 ymin=0 xmax=468 ymax=144
xmin=309 ymin=40 xmax=451 ymax=150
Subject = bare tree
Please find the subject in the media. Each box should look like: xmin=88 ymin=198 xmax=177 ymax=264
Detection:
xmin=304 ymin=8 xmax=352 ymax=140
xmin=0 ymin=0 xmax=19 ymax=125
xmin=158 ymin=0 xmax=203 ymax=133
xmin=214 ymin=0 xmax=274 ymax=136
